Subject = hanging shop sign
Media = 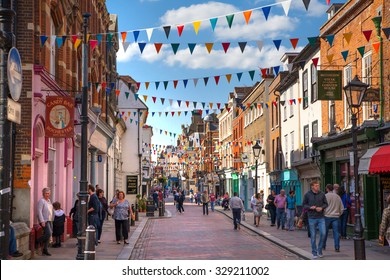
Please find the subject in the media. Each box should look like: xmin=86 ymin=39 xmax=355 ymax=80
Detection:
xmin=45 ymin=96 xmax=74 ymax=138
xmin=126 ymin=175 xmax=138 ymax=195
xmin=317 ymin=70 xmax=342 ymax=100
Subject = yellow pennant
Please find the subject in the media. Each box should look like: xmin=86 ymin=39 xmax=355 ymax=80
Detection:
xmin=327 ymin=54 xmax=334 ymax=64
xmin=143 ymin=95 xmax=148 ymax=102
xmin=205 ymin=43 xmax=214 ymax=53
xmin=343 ymin=32 xmax=353 ymax=44
xmin=74 ymin=38 xmax=82 ymax=49
xmin=145 ymin=82 xmax=150 ymax=90
xmin=225 ymin=74 xmax=232 ymax=83
xmin=193 ymin=21 xmax=201 ymax=35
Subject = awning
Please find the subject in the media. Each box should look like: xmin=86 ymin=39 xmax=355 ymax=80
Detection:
xmin=359 ymin=145 xmax=390 ymax=174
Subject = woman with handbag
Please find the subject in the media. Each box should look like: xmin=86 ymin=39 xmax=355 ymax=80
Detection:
xmin=254 ymin=193 xmax=264 ymax=227
xmin=110 ymin=191 xmax=133 ymax=245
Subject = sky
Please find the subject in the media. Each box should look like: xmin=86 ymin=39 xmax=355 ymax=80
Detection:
xmin=105 ymin=0 xmax=342 ymax=147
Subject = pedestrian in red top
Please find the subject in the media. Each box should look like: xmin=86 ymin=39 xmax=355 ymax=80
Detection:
xmin=209 ymin=192 xmax=216 ymax=212
xmin=274 ymin=189 xmax=287 ymax=230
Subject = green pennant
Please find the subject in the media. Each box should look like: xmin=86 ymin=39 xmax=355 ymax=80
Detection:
xmin=125 ymin=92 xmax=130 ymax=99
xmin=357 ymin=46 xmax=365 ymax=57
xmin=163 ymin=81 xmax=169 ymax=90
xmin=107 ymin=33 xmax=113 ymax=42
xmin=307 ymin=36 xmax=318 ymax=47
xmin=226 ymin=14 xmax=234 ymax=28
xmin=248 ymin=70 xmax=255 ymax=81
xmin=171 ymin=43 xmax=180 ymax=54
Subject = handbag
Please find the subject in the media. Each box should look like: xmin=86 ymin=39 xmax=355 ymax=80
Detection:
xmin=107 ymin=207 xmax=114 ymax=216
xmin=241 ymin=212 xmax=246 ymax=221
xmin=265 ymin=204 xmax=270 ymax=210
xmin=131 ymin=213 xmax=135 ymax=221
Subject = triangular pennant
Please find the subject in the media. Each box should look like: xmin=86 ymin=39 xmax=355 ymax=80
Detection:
xmin=326 ymin=34 xmax=335 ymax=47
xmin=125 ymin=92 xmax=130 ymax=99
xmin=290 ymin=38 xmax=299 ymax=49
xmin=214 ymin=76 xmax=220 ymax=85
xmin=273 ymin=65 xmax=280 ymax=76
xmin=163 ymin=26 xmax=171 ymax=39
xmin=185 ymin=101 xmax=190 ymax=108
xmin=177 ymin=25 xmax=184 ymax=36
xmin=133 ymin=30 xmax=140 ymax=42
xmin=163 ymin=81 xmax=169 ymax=90
xmin=178 ymin=112 xmax=181 ymax=117
xmin=302 ymin=0 xmax=310 ymax=11
xmin=205 ymin=43 xmax=214 ymax=53
xmin=145 ymin=82 xmax=150 ymax=90
xmin=201 ymin=102 xmax=206 ymax=109
xmin=56 ymin=37 xmax=64 ymax=48
xmin=262 ymin=6 xmax=271 ymax=20
xmin=193 ymin=78 xmax=198 ymax=87
xmin=152 ymin=112 xmax=155 ymax=117
xmin=123 ymin=42 xmax=130 ymax=52
xmin=209 ymin=18 xmax=218 ymax=31
xmin=171 ymin=43 xmax=180 ymax=54
xmin=238 ymin=42 xmax=247 ymax=53
xmin=243 ymin=10 xmax=252 ymax=24
xmin=261 ymin=68 xmax=268 ymax=78
xmin=372 ymin=42 xmax=380 ymax=53
xmin=90 ymin=40 xmax=98 ymax=50
xmin=226 ymin=14 xmax=234 ymax=28
xmin=146 ymin=28 xmax=153 ymax=41
xmin=173 ymin=80 xmax=178 ymax=89
xmin=222 ymin=42 xmax=230 ymax=53
xmin=121 ymin=31 xmax=127 ymax=43
xmin=256 ymin=41 xmax=263 ymax=52
xmin=152 ymin=96 xmax=157 ymax=103
xmin=312 ymin=57 xmax=319 ymax=67
xmin=343 ymin=32 xmax=353 ymax=44
xmin=183 ymin=79 xmax=188 ymax=88
xmin=160 ymin=98 xmax=165 ymax=105
xmin=71 ymin=35 xmax=78 ymax=44
xmin=382 ymin=28 xmax=390 ymax=39
xmin=193 ymin=21 xmax=201 ymax=35
xmin=209 ymin=103 xmax=213 ymax=109
xmin=158 ymin=112 xmax=162 ymax=117
xmin=273 ymin=39 xmax=282 ymax=50
xmin=237 ymin=72 xmax=243 ymax=81
xmin=134 ymin=93 xmax=139 ymax=101
xmin=138 ymin=42 xmax=147 ymax=54
xmin=177 ymin=100 xmax=182 ymax=107
xmin=307 ymin=36 xmax=318 ymax=46
xmin=327 ymin=54 xmax=334 ymax=64
xmin=107 ymin=33 xmax=113 ymax=42
xmin=155 ymin=82 xmax=160 ymax=90
xmin=203 ymin=77 xmax=209 ymax=86
xmin=299 ymin=61 xmax=305 ymax=70
xmin=248 ymin=70 xmax=255 ymax=81
xmin=74 ymin=39 xmax=82 ymax=49
xmin=341 ymin=50 xmax=349 ymax=62
xmin=154 ymin=43 xmax=163 ymax=54
xmin=362 ymin=30 xmax=372 ymax=42
xmin=171 ymin=112 xmax=175 ymax=117
xmin=357 ymin=46 xmax=365 ymax=57
xmin=282 ymin=0 xmax=292 ymax=16
xmin=188 ymin=43 xmax=196 ymax=54
xmin=165 ymin=112 xmax=168 ymax=117
xmin=184 ymin=111 xmax=188 ymax=116
xmin=96 ymin=34 xmax=102 ymax=45
xmin=143 ymin=95 xmax=148 ymax=102
xmin=217 ymin=103 xmax=221 ymax=109
xmin=225 ymin=74 xmax=232 ymax=83
xmin=193 ymin=102 xmax=197 ymax=108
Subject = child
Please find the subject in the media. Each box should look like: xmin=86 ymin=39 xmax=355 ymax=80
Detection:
xmin=52 ymin=201 xmax=66 ymax=248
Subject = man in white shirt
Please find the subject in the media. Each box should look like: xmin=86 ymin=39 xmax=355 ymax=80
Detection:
xmin=230 ymin=192 xmax=244 ymax=230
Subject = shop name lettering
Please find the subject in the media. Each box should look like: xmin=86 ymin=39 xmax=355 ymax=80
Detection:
xmin=47 ymin=98 xmax=73 ymax=108
xmin=46 ymin=125 xmax=73 ymax=136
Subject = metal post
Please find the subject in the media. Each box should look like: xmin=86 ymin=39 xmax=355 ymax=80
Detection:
xmin=372 ymin=16 xmax=383 ymax=126
xmin=255 ymin=159 xmax=258 ymax=195
xmin=135 ymin=203 xmax=139 ymax=221
xmin=76 ymin=13 xmax=91 ymax=260
xmin=0 ymin=0 xmax=15 ymax=260
xmin=351 ymin=113 xmax=366 ymax=260
xmin=84 ymin=225 xmax=96 ymax=260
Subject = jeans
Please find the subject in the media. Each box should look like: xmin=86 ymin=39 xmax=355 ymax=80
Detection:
xmin=97 ymin=212 xmax=106 ymax=241
xmin=115 ymin=219 xmax=129 ymax=241
xmin=210 ymin=201 xmax=215 ymax=212
xmin=9 ymin=225 xmax=17 ymax=254
xmin=232 ymin=208 xmax=242 ymax=229
xmin=339 ymin=209 xmax=349 ymax=238
xmin=308 ymin=218 xmax=326 ymax=256
xmin=286 ymin=209 xmax=296 ymax=230
xmin=269 ymin=207 xmax=276 ymax=225
xmin=88 ymin=214 xmax=100 ymax=245
xmin=36 ymin=221 xmax=53 ymax=251
xmin=203 ymin=203 xmax=209 ymax=215
xmin=324 ymin=217 xmax=340 ymax=250
xmin=276 ymin=208 xmax=285 ymax=229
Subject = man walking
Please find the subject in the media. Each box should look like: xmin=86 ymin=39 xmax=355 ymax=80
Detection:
xmin=303 ymin=181 xmax=328 ymax=259
xmin=87 ymin=185 xmax=101 ymax=245
xmin=201 ymin=190 xmax=210 ymax=215
xmin=274 ymin=189 xmax=287 ymax=230
xmin=230 ymin=192 xmax=244 ymax=230
xmin=323 ymin=184 xmax=343 ymax=252
xmin=36 ymin=187 xmax=53 ymax=256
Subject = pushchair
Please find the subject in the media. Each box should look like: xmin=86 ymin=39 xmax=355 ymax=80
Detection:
xmin=221 ymin=198 xmax=230 ymax=210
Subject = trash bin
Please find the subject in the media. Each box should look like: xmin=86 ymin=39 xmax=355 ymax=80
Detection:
xmin=146 ymin=200 xmax=155 ymax=217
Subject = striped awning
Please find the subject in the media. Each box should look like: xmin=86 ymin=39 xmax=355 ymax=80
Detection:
xmin=358 ymin=145 xmax=390 ymax=174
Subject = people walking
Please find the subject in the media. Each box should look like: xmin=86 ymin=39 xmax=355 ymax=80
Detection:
xmin=110 ymin=191 xmax=132 ymax=244
xmin=254 ymin=193 xmax=264 ymax=227
xmin=52 ymin=201 xmax=66 ymax=248
xmin=177 ymin=191 xmax=185 ymax=214
xmin=274 ymin=189 xmax=287 ymax=230
xmin=87 ymin=184 xmax=101 ymax=245
xmin=267 ymin=190 xmax=277 ymax=226
xmin=201 ymin=190 xmax=210 ymax=215
xmin=35 ymin=187 xmax=54 ymax=256
xmin=337 ymin=186 xmax=351 ymax=239
xmin=96 ymin=189 xmax=108 ymax=243
xmin=209 ymin=192 xmax=216 ymax=212
xmin=69 ymin=192 xmax=79 ymax=238
xmin=379 ymin=195 xmax=390 ymax=247
xmin=303 ymin=181 xmax=328 ymax=259
xmin=230 ymin=192 xmax=244 ymax=230
xmin=251 ymin=193 xmax=257 ymax=225
xmin=286 ymin=190 xmax=297 ymax=231
xmin=323 ymin=184 xmax=344 ymax=252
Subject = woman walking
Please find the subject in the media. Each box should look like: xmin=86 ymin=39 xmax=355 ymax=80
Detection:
xmin=96 ymin=189 xmax=108 ymax=243
xmin=110 ymin=191 xmax=133 ymax=244
xmin=267 ymin=190 xmax=277 ymax=226
xmin=254 ymin=193 xmax=264 ymax=227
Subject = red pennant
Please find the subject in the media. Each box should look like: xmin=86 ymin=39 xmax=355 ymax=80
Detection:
xmin=214 ymin=76 xmax=220 ymax=85
xmin=136 ymin=82 xmax=140 ymax=89
xmin=290 ymin=38 xmax=299 ymax=49
xmin=372 ymin=42 xmax=380 ymax=53
xmin=222 ymin=42 xmax=230 ymax=53
xmin=173 ymin=80 xmax=178 ymax=89
xmin=71 ymin=35 xmax=78 ymax=44
xmin=362 ymin=30 xmax=372 ymax=42
xmin=102 ymin=82 xmax=107 ymax=88
xmin=185 ymin=101 xmax=190 ymax=107
xmin=154 ymin=43 xmax=163 ymax=53
xmin=326 ymin=0 xmax=330 ymax=5
xmin=171 ymin=112 xmax=175 ymax=116
xmin=261 ymin=68 xmax=268 ymax=78
xmin=177 ymin=25 xmax=184 ymax=36
xmin=90 ymin=40 xmax=98 ymax=51
xmin=152 ymin=96 xmax=157 ymax=103
xmin=217 ymin=103 xmax=221 ymax=109
xmin=312 ymin=57 xmax=319 ymax=67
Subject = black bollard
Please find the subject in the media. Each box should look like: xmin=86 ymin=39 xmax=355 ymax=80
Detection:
xmin=84 ymin=225 xmax=96 ymax=260
xmin=158 ymin=201 xmax=163 ymax=216
xmin=135 ymin=203 xmax=139 ymax=221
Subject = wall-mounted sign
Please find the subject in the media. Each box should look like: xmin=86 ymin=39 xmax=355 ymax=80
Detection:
xmin=7 ymin=98 xmax=21 ymax=124
xmin=318 ymin=70 xmax=342 ymax=100
xmin=7 ymin=47 xmax=23 ymax=102
xmin=45 ymin=96 xmax=74 ymax=138
xmin=126 ymin=175 xmax=138 ymax=195
xmin=363 ymin=87 xmax=380 ymax=102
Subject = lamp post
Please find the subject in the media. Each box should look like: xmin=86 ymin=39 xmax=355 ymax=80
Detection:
xmin=252 ymin=142 xmax=261 ymax=195
xmin=371 ymin=16 xmax=383 ymax=126
xmin=344 ymin=75 xmax=368 ymax=260
xmin=204 ymin=114 xmax=214 ymax=193
xmin=76 ymin=13 xmax=91 ymax=260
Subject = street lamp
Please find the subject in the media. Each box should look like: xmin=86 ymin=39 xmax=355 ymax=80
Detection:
xmin=343 ymin=75 xmax=368 ymax=260
xmin=252 ymin=142 xmax=261 ymax=195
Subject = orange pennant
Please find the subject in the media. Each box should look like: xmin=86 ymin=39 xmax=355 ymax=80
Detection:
xmin=145 ymin=82 xmax=150 ymax=90
xmin=243 ymin=10 xmax=252 ymax=24
xmin=372 ymin=42 xmax=380 ymax=53
xmin=343 ymin=32 xmax=353 ymax=44
xmin=121 ymin=32 xmax=127 ymax=43
xmin=225 ymin=74 xmax=232 ymax=83
xmin=290 ymin=38 xmax=299 ymax=49
xmin=154 ymin=43 xmax=163 ymax=53
xmin=327 ymin=54 xmax=334 ymax=64
xmin=205 ymin=43 xmax=213 ymax=53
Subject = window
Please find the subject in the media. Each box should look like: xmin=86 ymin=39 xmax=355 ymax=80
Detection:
xmin=329 ymin=101 xmax=335 ymax=133
xmin=290 ymin=131 xmax=295 ymax=164
xmin=289 ymin=88 xmax=294 ymax=117
xmin=344 ymin=65 xmax=352 ymax=127
xmin=311 ymin=63 xmax=318 ymax=102
xmin=284 ymin=134 xmax=288 ymax=167
xmin=304 ymin=125 xmax=309 ymax=158
xmin=312 ymin=121 xmax=318 ymax=156
xmin=283 ymin=103 xmax=287 ymax=121
xmin=303 ymin=70 xmax=308 ymax=109
xmin=362 ymin=52 xmax=373 ymax=119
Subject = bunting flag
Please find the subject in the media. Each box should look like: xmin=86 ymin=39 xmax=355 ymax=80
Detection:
xmin=138 ymin=42 xmax=146 ymax=53
xmin=290 ymin=38 xmax=299 ymax=49
xmin=225 ymin=74 xmax=232 ymax=83
xmin=341 ymin=50 xmax=349 ymax=62
xmin=121 ymin=31 xmax=127 ymax=43
xmin=171 ymin=43 xmax=180 ymax=54
xmin=357 ymin=46 xmax=365 ymax=57
xmin=307 ymin=36 xmax=318 ymax=46
xmin=177 ymin=25 xmax=184 ymax=37
xmin=243 ymin=10 xmax=252 ymax=24
xmin=302 ymin=0 xmax=310 ymax=11
xmin=273 ymin=65 xmax=280 ymax=76
xmin=273 ymin=39 xmax=282 ymax=50
xmin=372 ymin=42 xmax=380 ymax=53
xmin=210 ymin=18 xmax=218 ymax=31
xmin=193 ymin=21 xmax=201 ymax=35
xmin=256 ymin=41 xmax=263 ymax=52
xmin=40 ymin=35 xmax=48 ymax=47
xmin=238 ymin=42 xmax=247 ymax=53
xmin=312 ymin=57 xmax=319 ymax=67
xmin=343 ymin=32 xmax=353 ymax=44
xmin=362 ymin=30 xmax=372 ymax=42
xmin=226 ymin=15 xmax=234 ymax=28
xmin=326 ymin=54 xmax=334 ymax=64
xmin=262 ymin=6 xmax=271 ymax=20
xmin=205 ymin=43 xmax=214 ymax=53
xmin=154 ymin=43 xmax=163 ymax=54
xmin=146 ymin=28 xmax=153 ymax=41
xmin=383 ymin=28 xmax=390 ymax=39
xmin=163 ymin=26 xmax=171 ymax=38
xmin=188 ymin=43 xmax=196 ymax=54
xmin=222 ymin=42 xmax=230 ymax=53
xmin=326 ymin=34 xmax=335 ymax=47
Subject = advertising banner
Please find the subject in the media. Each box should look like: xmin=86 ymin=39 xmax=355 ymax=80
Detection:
xmin=318 ymin=70 xmax=342 ymax=100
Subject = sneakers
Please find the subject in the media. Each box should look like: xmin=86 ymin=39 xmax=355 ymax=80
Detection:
xmin=312 ymin=255 xmax=318 ymax=259
xmin=318 ymin=254 xmax=323 ymax=258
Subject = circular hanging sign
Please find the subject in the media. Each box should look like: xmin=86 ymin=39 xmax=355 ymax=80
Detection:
xmin=7 ymin=47 xmax=23 ymax=102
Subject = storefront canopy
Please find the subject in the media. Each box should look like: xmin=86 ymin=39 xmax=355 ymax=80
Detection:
xmin=359 ymin=145 xmax=390 ymax=174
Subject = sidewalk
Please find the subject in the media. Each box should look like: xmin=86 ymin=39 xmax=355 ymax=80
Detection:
xmin=217 ymin=208 xmax=390 ymax=260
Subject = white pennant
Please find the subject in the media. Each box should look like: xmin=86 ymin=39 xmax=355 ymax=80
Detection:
xmin=51 ymin=35 xmax=56 ymax=46
xmin=256 ymin=41 xmax=263 ymax=52
xmin=169 ymin=99 xmax=173 ymax=106
xmin=158 ymin=112 xmax=162 ymax=117
xmin=193 ymin=78 xmax=198 ymax=87
xmin=146 ymin=28 xmax=153 ymax=42
xmin=281 ymin=0 xmax=292 ymax=16
xmin=123 ymin=41 xmax=131 ymax=52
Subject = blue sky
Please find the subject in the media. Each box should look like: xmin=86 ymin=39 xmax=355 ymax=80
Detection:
xmin=105 ymin=0 xmax=342 ymax=146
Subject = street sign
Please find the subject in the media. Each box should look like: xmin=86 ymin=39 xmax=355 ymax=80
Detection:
xmin=7 ymin=47 xmax=23 ymax=102
xmin=7 ymin=98 xmax=21 ymax=124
